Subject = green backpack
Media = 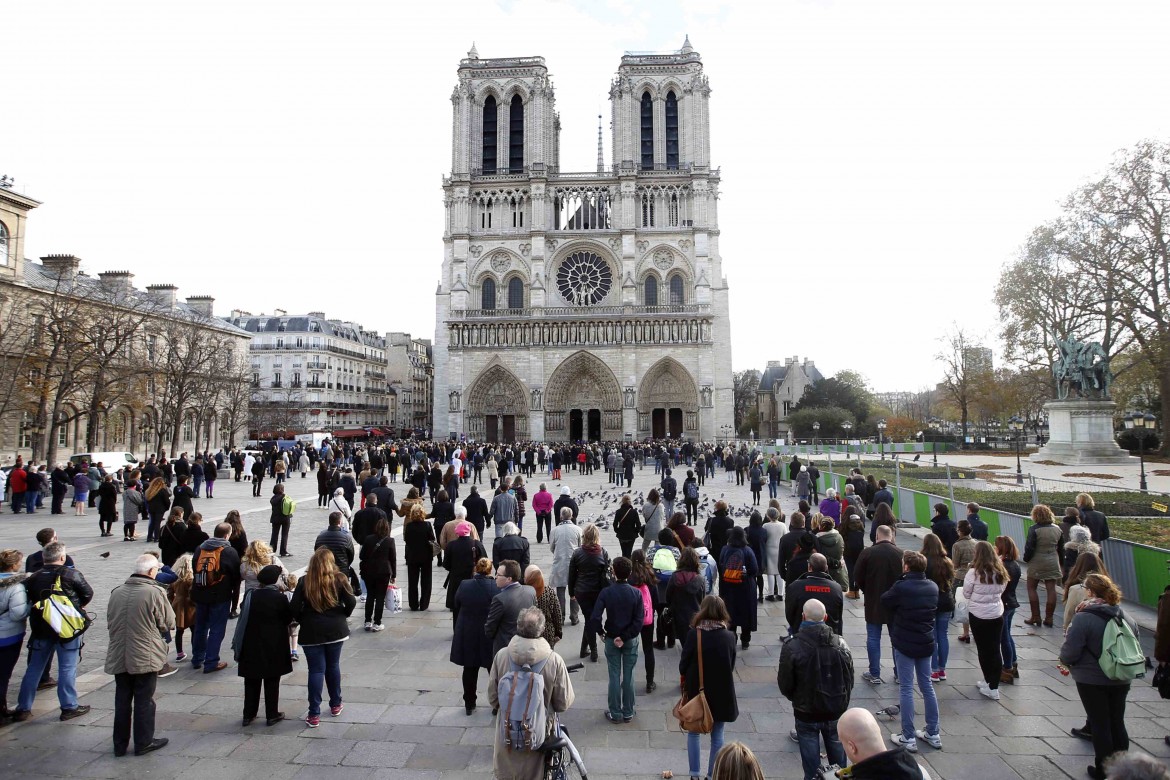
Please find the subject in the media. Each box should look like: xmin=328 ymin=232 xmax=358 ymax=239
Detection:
xmin=1097 ymin=612 xmax=1145 ymax=681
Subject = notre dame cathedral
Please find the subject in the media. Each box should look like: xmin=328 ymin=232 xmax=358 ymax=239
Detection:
xmin=433 ymin=38 xmax=734 ymax=443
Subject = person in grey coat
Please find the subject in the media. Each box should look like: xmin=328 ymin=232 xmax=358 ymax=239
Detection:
xmin=488 ymin=484 xmax=518 ymax=539
xmin=484 ymin=559 xmax=536 ymax=656
xmin=640 ymin=489 xmax=665 ymax=554
xmin=549 ymin=507 xmax=583 ymax=625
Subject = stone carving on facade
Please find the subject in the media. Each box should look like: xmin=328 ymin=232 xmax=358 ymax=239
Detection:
xmin=624 ymin=386 xmax=636 ymax=408
xmin=545 ymin=239 xmax=558 ymax=252
xmin=638 ymin=412 xmax=650 ymax=431
xmin=700 ymin=385 xmax=713 ymax=407
xmin=490 ymin=252 xmax=511 ymax=273
xmin=653 ymin=249 xmax=673 ymax=270
xmin=530 ymin=388 xmax=542 ymax=411
xmin=678 ymin=239 xmax=692 ymax=250
xmin=449 ymin=317 xmax=714 ymax=349
xmin=448 ymin=390 xmax=461 ymax=412
xmin=1054 ymin=335 xmax=1113 ymax=400
xmin=469 ymin=245 xmax=483 ymax=258
xmin=636 ymin=240 xmax=649 ymax=252
xmin=519 ymin=243 xmax=531 ymax=257
xmin=609 ymin=238 xmax=622 ymax=251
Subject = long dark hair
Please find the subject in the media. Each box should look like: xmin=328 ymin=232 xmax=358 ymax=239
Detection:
xmin=628 ymin=550 xmax=656 ymax=588
xmin=691 ymin=594 xmax=730 ymax=627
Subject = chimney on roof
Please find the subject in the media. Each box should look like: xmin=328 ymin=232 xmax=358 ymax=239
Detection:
xmin=767 ymin=360 xmax=782 ymax=368
xmin=186 ymin=295 xmax=215 ymax=318
xmin=145 ymin=283 xmax=178 ymax=309
xmin=97 ymin=270 xmax=134 ymax=295
xmin=40 ymin=254 xmax=81 ymax=280
xmin=785 ymin=357 xmax=795 ymax=367
xmin=307 ymin=311 xmax=325 ymax=319
xmin=230 ymin=309 xmax=252 ymax=319
xmin=273 ymin=308 xmax=287 ymax=317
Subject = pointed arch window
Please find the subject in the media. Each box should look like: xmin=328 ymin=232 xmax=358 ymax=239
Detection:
xmin=507 ymin=277 xmax=524 ymax=309
xmin=645 ymin=276 xmax=658 ymax=306
xmin=481 ymin=278 xmax=496 ymax=310
xmin=669 ymin=273 xmax=684 ymax=305
xmin=640 ymin=92 xmax=654 ymax=170
xmin=482 ymin=96 xmax=498 ymax=174
xmin=665 ymin=91 xmax=679 ymax=169
xmin=509 ymin=95 xmax=524 ymax=173
xmin=0 ymin=221 xmax=8 ymax=266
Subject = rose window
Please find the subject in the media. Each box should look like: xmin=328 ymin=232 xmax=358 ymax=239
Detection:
xmin=556 ymin=252 xmax=612 ymax=306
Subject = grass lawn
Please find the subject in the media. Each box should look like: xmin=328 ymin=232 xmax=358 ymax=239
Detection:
xmin=1111 ymin=518 xmax=1170 ymax=548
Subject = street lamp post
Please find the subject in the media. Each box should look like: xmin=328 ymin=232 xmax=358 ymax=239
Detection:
xmin=1009 ymin=415 xmax=1024 ymax=485
xmin=1124 ymin=412 xmax=1157 ymax=492
xmin=842 ymin=420 xmax=853 ymax=460
xmin=929 ymin=418 xmax=939 ymax=466
xmin=812 ymin=421 xmax=820 ymax=453
xmin=877 ymin=419 xmax=887 ymax=461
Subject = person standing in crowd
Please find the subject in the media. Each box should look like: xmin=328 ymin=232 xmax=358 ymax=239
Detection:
xmin=1076 ymin=493 xmax=1111 ymax=543
xmin=640 ymin=489 xmax=665 ymax=555
xmin=451 ymin=558 xmax=499 ymax=715
xmin=963 ymin=541 xmax=1009 ymax=700
xmin=71 ymin=466 xmax=88 ymax=517
xmin=488 ymin=482 xmax=518 ymax=539
xmin=930 ymin=504 xmax=957 ymax=555
xmin=680 ymin=595 xmax=739 ymax=780
xmin=532 ymin=482 xmax=554 ymax=544
xmin=705 ymin=499 xmax=735 ymax=568
xmin=785 ymin=553 xmax=844 ymax=636
xmin=485 ymin=559 xmax=537 ymax=657
xmin=235 ymin=564 xmax=293 ymax=727
xmin=666 ymin=547 xmax=707 ymax=646
xmin=1154 ymin=575 xmax=1170 ymax=749
xmin=328 ymin=488 xmax=353 ymax=528
xmin=951 ymin=519 xmax=977 ymax=644
xmin=492 ymin=522 xmax=530 ymax=582
xmin=168 ymin=553 xmax=195 ymax=664
xmin=96 ymin=474 xmax=119 ymax=538
xmin=629 ymin=551 xmax=658 ymax=692
xmin=815 ymin=516 xmax=850 ymax=592
xmin=251 ymin=455 xmax=266 ymax=497
xmin=966 ymin=502 xmax=989 ymax=541
xmin=718 ymin=527 xmax=758 ymax=648
xmin=1059 ymin=573 xmax=1137 ymax=780
xmin=683 ymin=470 xmax=700 ymax=525
xmin=443 ymin=521 xmax=487 ymax=613
xmin=316 ymin=462 xmax=332 ymax=507
xmin=290 ymin=547 xmax=356 ymax=728
xmin=1064 ymin=552 xmax=1109 ymax=632
xmin=995 ymin=536 xmax=1022 ymax=685
xmin=613 ymin=494 xmax=643 ymax=559
xmin=761 ymin=507 xmax=788 ymax=601
xmin=488 ymin=607 xmax=575 ymax=780
xmin=921 ymin=534 xmax=954 ymax=683
xmin=854 ymin=524 xmax=903 ymax=685
xmin=106 ymin=554 xmax=173 ymax=756
xmin=882 ymin=550 xmax=943 ymax=752
xmin=818 ymin=488 xmax=842 ymax=527
xmin=553 ymin=484 xmax=579 ymax=525
xmin=550 ymin=506 xmax=583 ymax=626
xmin=402 ymin=504 xmax=437 ymax=611
xmin=778 ymin=598 xmax=853 ymax=780
xmin=569 ymin=524 xmax=611 ymax=663
xmin=314 ymin=511 xmax=357 ymax=597
xmin=158 ymin=508 xmax=187 ymax=568
xmin=190 ymin=523 xmax=242 ymax=674
xmin=0 ymin=549 xmax=30 ymax=725
xmin=525 ymin=565 xmax=563 ymax=650
xmin=836 ymin=708 xmax=933 ymax=779
xmin=12 ymin=541 xmax=93 ymax=721
xmin=358 ymin=518 xmax=396 ymax=631
xmin=841 ymin=510 xmax=866 ymax=600
xmin=1023 ymin=505 xmax=1064 ymax=627
xmin=270 ymin=483 xmax=294 ymax=558
xmin=1064 ymin=525 xmax=1100 ymax=580
xmin=143 ymin=477 xmax=171 ymax=543
xmin=590 ymin=556 xmax=643 ymax=724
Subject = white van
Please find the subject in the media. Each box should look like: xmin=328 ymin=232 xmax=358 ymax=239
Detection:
xmin=68 ymin=452 xmax=138 ymax=470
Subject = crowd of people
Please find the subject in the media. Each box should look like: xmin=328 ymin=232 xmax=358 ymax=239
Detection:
xmin=0 ymin=438 xmax=1167 ymax=780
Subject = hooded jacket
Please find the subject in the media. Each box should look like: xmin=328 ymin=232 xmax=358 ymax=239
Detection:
xmin=777 ymin=620 xmax=854 ymax=722
xmin=0 ymin=571 xmax=31 ymax=647
xmin=1059 ymin=602 xmax=1139 ymax=686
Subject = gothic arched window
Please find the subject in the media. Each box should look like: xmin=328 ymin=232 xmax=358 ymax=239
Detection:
xmin=640 ymin=92 xmax=654 ymax=170
xmin=665 ymin=91 xmax=679 ymax=169
xmin=481 ymin=278 xmax=496 ymax=310
xmin=507 ymin=277 xmax=524 ymax=309
xmin=509 ymin=95 xmax=524 ymax=173
xmin=645 ymin=276 xmax=658 ymax=306
xmin=0 ymin=221 xmax=8 ymax=266
xmin=669 ymin=273 xmax=684 ymax=305
xmin=482 ymin=96 xmax=498 ymax=174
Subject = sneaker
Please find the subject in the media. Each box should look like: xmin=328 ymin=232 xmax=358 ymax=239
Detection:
xmin=890 ymin=733 xmax=918 ymax=753
xmin=915 ymin=729 xmax=942 ymax=749
xmin=862 ymin=672 xmax=884 ymax=685
xmin=60 ymin=705 xmax=91 ymax=721
xmin=290 ymin=651 xmax=299 ymax=662
xmin=978 ymin=683 xmax=1001 ymax=700
xmin=937 ymin=670 xmax=947 ymax=682
xmin=930 ymin=671 xmax=942 ymax=683
xmin=789 ymin=729 xmax=799 ymax=743
xmin=305 ymin=715 xmax=320 ymax=728
xmin=158 ymin=663 xmax=179 ymax=678
xmin=364 ymin=622 xmax=373 ymax=631
xmin=360 ymin=595 xmax=367 ymax=603
xmin=175 ymin=652 xmax=187 ymax=662
xmin=330 ymin=703 xmax=344 ymax=717
xmin=371 ymin=624 xmax=385 ymax=632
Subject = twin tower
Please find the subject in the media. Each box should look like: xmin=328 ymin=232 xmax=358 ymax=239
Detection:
xmin=433 ymin=40 xmax=734 ymax=445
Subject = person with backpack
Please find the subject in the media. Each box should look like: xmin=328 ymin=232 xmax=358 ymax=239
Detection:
xmin=589 ymin=556 xmax=644 ymax=723
xmin=660 ymin=469 xmax=678 ymax=524
xmin=718 ymin=527 xmax=759 ymax=649
xmin=1059 ymin=573 xmax=1141 ymax=779
xmin=962 ymin=541 xmax=1008 ymax=701
xmin=189 ymin=523 xmax=242 ymax=674
xmin=881 ymin=550 xmax=943 ymax=753
xmin=777 ymin=598 xmax=854 ymax=780
xmin=682 ymin=470 xmax=700 ymax=526
xmin=270 ymin=483 xmax=294 ymax=558
xmin=488 ymin=606 xmax=576 ymax=780
xmin=11 ymin=541 xmax=93 ymax=721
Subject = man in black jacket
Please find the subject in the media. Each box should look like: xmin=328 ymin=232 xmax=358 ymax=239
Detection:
xmin=462 ymin=486 xmax=489 ymax=537
xmin=1076 ymin=493 xmax=1111 ymax=543
xmin=880 ymin=550 xmax=941 ymax=753
xmin=316 ymin=511 xmax=359 ymax=594
xmin=853 ymin=524 xmax=903 ymax=686
xmin=351 ymin=495 xmax=387 ymax=547
xmin=777 ymin=598 xmax=853 ymax=780
xmin=837 ymin=708 xmax=931 ymax=779
xmin=552 ymin=486 xmax=579 ymax=525
xmin=12 ymin=541 xmax=93 ymax=721
xmin=589 ymin=557 xmax=644 ymax=722
xmin=49 ymin=465 xmax=71 ymax=514
xmin=785 ymin=554 xmax=845 ymax=637
xmin=777 ymin=513 xmax=807 ymax=584
xmin=369 ymin=477 xmax=397 ymax=521
xmin=190 ymin=524 xmax=242 ymax=674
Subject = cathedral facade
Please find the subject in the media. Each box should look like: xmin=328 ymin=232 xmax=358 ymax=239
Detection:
xmin=433 ymin=39 xmax=733 ymax=443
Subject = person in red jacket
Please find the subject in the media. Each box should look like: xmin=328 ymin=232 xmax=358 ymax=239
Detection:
xmin=8 ymin=466 xmax=27 ymax=515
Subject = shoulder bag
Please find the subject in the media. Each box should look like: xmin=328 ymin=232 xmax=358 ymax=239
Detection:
xmin=672 ymin=628 xmax=714 ymax=734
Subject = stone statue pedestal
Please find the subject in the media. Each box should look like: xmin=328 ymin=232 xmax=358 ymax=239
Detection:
xmin=1030 ymin=400 xmax=1133 ymax=465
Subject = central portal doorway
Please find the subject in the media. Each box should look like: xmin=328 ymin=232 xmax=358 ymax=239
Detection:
xmin=651 ymin=408 xmax=684 ymax=439
xmin=484 ymin=414 xmax=516 ymax=443
xmin=568 ymin=409 xmax=602 ymax=442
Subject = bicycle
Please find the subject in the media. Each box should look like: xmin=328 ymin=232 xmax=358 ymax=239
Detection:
xmin=543 ymin=662 xmax=588 ymax=780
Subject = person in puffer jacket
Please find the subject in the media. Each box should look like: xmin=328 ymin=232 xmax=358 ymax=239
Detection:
xmin=962 ymin=541 xmax=1008 ymax=701
xmin=0 ymin=550 xmax=31 ymax=723
xmin=880 ymin=550 xmax=942 ymax=753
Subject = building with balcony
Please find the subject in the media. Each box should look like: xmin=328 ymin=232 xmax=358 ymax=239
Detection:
xmin=756 ymin=357 xmax=824 ymax=440
xmin=434 ymin=39 xmax=734 ymax=443
xmin=387 ymin=333 xmax=433 ymax=435
xmin=227 ymin=311 xmax=390 ymax=437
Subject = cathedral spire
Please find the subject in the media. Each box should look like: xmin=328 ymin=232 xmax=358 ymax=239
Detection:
xmin=680 ymin=34 xmax=693 ymax=54
xmin=467 ymin=42 xmax=479 ymax=59
xmin=596 ymin=113 xmax=604 ymax=173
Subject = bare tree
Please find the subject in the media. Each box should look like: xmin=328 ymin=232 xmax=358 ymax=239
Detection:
xmin=154 ymin=317 xmax=230 ymax=457
xmin=0 ymin=288 xmax=40 ymax=456
xmin=936 ymin=324 xmax=990 ymax=446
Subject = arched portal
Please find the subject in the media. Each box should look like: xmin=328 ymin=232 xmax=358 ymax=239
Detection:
xmin=466 ymin=362 xmax=529 ymax=443
xmin=545 ymin=351 xmax=623 ymax=442
xmin=637 ymin=357 xmax=700 ymax=439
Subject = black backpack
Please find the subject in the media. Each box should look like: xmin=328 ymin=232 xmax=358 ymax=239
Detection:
xmin=806 ymin=634 xmax=852 ymax=719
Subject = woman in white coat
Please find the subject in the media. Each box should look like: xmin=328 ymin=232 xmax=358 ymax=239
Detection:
xmin=242 ymin=453 xmax=256 ymax=482
xmin=548 ymin=506 xmax=583 ymax=626
xmin=762 ymin=507 xmax=788 ymax=600
xmin=329 ymin=488 xmax=353 ymax=529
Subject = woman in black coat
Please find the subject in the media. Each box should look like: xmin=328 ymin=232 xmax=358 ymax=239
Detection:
xmin=665 ymin=548 xmax=707 ymax=646
xmin=704 ymin=502 xmax=734 ymax=565
xmin=359 ymin=518 xmax=397 ymax=629
xmin=237 ymin=565 xmax=294 ymax=726
xmin=449 ymin=558 xmax=500 ymax=714
xmin=158 ymin=509 xmax=188 ymax=567
xmin=402 ymin=504 xmax=437 ymax=611
xmin=316 ymin=463 xmax=332 ymax=507
xmin=96 ymin=475 xmax=119 ymax=537
xmin=290 ymin=548 xmax=357 ymax=727
xmin=612 ymin=495 xmax=642 ymax=559
xmin=428 ymin=491 xmax=455 ymax=567
xmin=444 ymin=523 xmax=488 ymax=611
xmin=491 ymin=522 xmax=531 ymax=581
xmin=567 ymin=523 xmax=611 ymax=662
xmin=680 ymin=595 xmax=738 ymax=780
xmin=180 ymin=512 xmax=209 ymax=555
xmin=745 ymin=511 xmax=767 ymax=602
xmin=841 ymin=511 xmax=866 ymax=597
xmin=717 ymin=527 xmax=759 ymax=648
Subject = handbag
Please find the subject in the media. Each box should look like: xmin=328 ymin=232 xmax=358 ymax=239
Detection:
xmin=953 ymin=592 xmax=969 ymax=624
xmin=1153 ymin=663 xmax=1170 ymax=699
xmin=672 ymin=627 xmax=714 ymax=734
xmin=430 ymin=541 xmax=442 ymax=557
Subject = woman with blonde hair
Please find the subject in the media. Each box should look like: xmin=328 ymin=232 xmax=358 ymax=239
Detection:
xmin=1023 ymin=505 xmax=1065 ymax=627
xmin=711 ymin=741 xmax=764 ymax=780
xmin=290 ymin=547 xmax=356 ymax=728
xmin=144 ymin=476 xmax=172 ymax=543
xmin=169 ymin=553 xmax=196 ymax=663
xmin=241 ymin=541 xmax=288 ymax=591
xmin=1059 ymin=573 xmax=1137 ymax=780
xmin=402 ymin=503 xmax=437 ymax=611
xmin=962 ymin=541 xmax=1009 ymax=700
xmin=524 ymin=565 xmax=562 ymax=648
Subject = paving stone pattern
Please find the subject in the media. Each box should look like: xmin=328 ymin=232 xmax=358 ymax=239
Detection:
xmin=1 ymin=464 xmax=1167 ymax=778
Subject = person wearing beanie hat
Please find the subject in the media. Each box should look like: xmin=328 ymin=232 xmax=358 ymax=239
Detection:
xmin=236 ymin=563 xmax=294 ymax=727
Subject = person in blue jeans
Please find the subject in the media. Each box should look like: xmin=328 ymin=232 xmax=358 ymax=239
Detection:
xmin=853 ymin=524 xmax=904 ymax=684
xmin=880 ymin=550 xmax=942 ymax=752
xmin=189 ymin=524 xmax=241 ymax=673
xmin=589 ymin=556 xmax=644 ymax=723
xmin=777 ymin=598 xmax=854 ymax=780
xmin=290 ymin=547 xmax=357 ymax=727
xmin=680 ymin=595 xmax=738 ymax=780
xmin=923 ymin=533 xmax=954 ymax=682
xmin=996 ymin=536 xmax=1022 ymax=683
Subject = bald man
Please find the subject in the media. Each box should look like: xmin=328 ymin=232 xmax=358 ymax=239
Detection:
xmin=836 ymin=708 xmax=931 ymax=779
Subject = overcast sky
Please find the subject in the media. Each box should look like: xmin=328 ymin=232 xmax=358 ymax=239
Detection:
xmin=5 ymin=0 xmax=1169 ymax=393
